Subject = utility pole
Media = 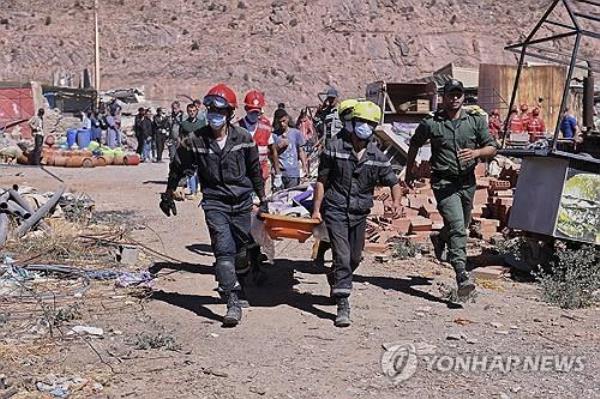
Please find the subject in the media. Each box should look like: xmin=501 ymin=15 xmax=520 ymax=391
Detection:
xmin=94 ymin=0 xmax=101 ymax=95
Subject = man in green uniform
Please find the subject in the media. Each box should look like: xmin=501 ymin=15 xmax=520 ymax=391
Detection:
xmin=405 ymin=80 xmax=497 ymax=297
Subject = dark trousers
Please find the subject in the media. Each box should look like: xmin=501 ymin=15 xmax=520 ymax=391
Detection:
xmin=167 ymin=140 xmax=178 ymax=162
xmin=325 ymin=210 xmax=367 ymax=298
xmin=135 ymin=134 xmax=144 ymax=155
xmin=31 ymin=134 xmax=44 ymax=165
xmin=154 ymin=134 xmax=166 ymax=162
xmin=204 ymin=206 xmax=252 ymax=293
xmin=282 ymin=176 xmax=300 ymax=189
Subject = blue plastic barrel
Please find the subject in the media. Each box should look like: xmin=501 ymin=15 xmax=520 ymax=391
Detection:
xmin=66 ymin=128 xmax=78 ymax=149
xmin=77 ymin=128 xmax=92 ymax=149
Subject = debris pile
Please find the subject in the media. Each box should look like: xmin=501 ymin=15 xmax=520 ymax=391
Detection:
xmin=0 ymin=185 xmax=96 ymax=246
xmin=365 ymin=161 xmax=520 ymax=253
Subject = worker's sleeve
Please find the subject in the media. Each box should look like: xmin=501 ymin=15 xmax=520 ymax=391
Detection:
xmin=377 ymin=154 xmax=399 ymax=187
xmin=167 ymin=139 xmax=195 ymax=191
xmin=245 ymin=141 xmax=265 ymax=199
xmin=317 ymin=144 xmax=334 ymax=182
xmin=410 ymin=121 xmax=431 ymax=148
xmin=475 ymin=116 xmax=497 ymax=148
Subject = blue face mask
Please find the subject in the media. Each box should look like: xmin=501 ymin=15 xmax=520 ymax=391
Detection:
xmin=207 ymin=113 xmax=226 ymax=129
xmin=246 ymin=111 xmax=260 ymax=124
xmin=354 ymin=122 xmax=373 ymax=140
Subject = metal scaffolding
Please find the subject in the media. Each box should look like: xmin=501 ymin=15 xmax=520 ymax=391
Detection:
xmin=502 ymin=0 xmax=600 ymax=154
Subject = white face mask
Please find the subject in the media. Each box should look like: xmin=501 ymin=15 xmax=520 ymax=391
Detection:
xmin=354 ymin=122 xmax=373 ymax=140
xmin=344 ymin=120 xmax=354 ymax=133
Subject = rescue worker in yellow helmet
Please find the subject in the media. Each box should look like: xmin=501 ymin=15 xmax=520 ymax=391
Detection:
xmin=338 ymin=99 xmax=359 ymax=134
xmin=313 ymin=98 xmax=360 ymax=270
xmin=312 ymin=101 xmax=403 ymax=327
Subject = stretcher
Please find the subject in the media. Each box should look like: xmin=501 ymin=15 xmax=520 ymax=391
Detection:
xmin=260 ymin=213 xmax=322 ymax=243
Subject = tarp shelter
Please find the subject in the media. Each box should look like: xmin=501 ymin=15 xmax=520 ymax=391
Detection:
xmin=42 ymin=85 xmax=96 ymax=114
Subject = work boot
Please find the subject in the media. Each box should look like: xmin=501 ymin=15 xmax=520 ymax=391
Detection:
xmin=334 ymin=297 xmax=351 ymax=328
xmin=237 ymin=284 xmax=250 ymax=308
xmin=223 ymin=292 xmax=242 ymax=327
xmin=430 ymin=233 xmax=448 ymax=262
xmin=456 ymin=270 xmax=476 ymax=298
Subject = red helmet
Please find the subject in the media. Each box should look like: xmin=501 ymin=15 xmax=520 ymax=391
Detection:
xmin=203 ymin=84 xmax=237 ymax=109
xmin=244 ymin=90 xmax=266 ymax=111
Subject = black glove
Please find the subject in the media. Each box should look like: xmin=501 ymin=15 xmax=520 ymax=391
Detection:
xmin=160 ymin=193 xmax=177 ymax=217
xmin=257 ymin=200 xmax=269 ymax=220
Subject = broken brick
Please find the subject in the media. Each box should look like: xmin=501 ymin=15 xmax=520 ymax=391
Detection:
xmin=475 ymin=162 xmax=486 ymax=177
xmin=474 ymin=188 xmax=488 ymax=205
xmin=404 ymin=208 xmax=420 ymax=218
xmin=474 ymin=217 xmax=501 ymax=228
xmin=473 ymin=266 xmax=510 ymax=280
xmin=409 ymin=216 xmax=433 ymax=233
xmin=365 ymin=242 xmax=389 ymax=254
xmin=372 ymin=200 xmax=385 ymax=216
xmin=405 ymin=231 xmax=431 ymax=244
xmin=495 ymin=190 xmax=513 ymax=198
xmin=496 ymin=197 xmax=514 ymax=207
xmin=489 ymin=180 xmax=511 ymax=192
xmin=419 ymin=203 xmax=438 ymax=218
xmin=477 ymin=177 xmax=492 ymax=189
xmin=391 ymin=217 xmax=411 ymax=233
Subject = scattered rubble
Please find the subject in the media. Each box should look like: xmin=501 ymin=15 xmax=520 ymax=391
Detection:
xmin=367 ymin=160 xmax=519 ymax=256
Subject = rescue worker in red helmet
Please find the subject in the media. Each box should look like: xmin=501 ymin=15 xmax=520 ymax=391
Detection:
xmin=238 ymin=90 xmax=281 ymax=192
xmin=488 ymin=109 xmax=502 ymax=140
xmin=519 ymin=103 xmax=531 ymax=132
xmin=527 ymin=107 xmax=546 ymax=142
xmin=160 ymin=84 xmax=267 ymax=327
xmin=508 ymin=108 xmax=524 ymax=134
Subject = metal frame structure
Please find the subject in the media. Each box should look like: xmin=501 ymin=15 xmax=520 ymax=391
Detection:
xmin=502 ymin=0 xmax=600 ymax=156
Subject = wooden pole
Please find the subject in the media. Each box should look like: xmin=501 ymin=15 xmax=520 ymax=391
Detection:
xmin=94 ymin=0 xmax=100 ymax=94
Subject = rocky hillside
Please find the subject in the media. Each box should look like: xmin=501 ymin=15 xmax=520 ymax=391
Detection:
xmin=0 ymin=0 xmax=597 ymax=113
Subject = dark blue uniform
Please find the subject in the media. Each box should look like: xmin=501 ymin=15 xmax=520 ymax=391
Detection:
xmin=318 ymin=131 xmax=398 ymax=297
xmin=167 ymin=124 xmax=264 ymax=294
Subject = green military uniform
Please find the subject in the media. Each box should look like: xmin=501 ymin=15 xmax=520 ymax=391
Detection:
xmin=411 ymin=109 xmax=496 ymax=273
xmin=180 ymin=115 xmax=206 ymax=137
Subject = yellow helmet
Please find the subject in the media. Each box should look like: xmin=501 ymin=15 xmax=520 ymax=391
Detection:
xmin=351 ymin=101 xmax=382 ymax=124
xmin=338 ymin=99 xmax=359 ymax=120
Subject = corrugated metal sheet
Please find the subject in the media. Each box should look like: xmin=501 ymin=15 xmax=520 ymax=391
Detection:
xmin=0 ymin=86 xmax=35 ymax=138
xmin=478 ymin=64 xmax=567 ymax=133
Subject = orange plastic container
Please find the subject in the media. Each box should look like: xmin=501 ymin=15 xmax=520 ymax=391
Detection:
xmin=261 ymin=214 xmax=321 ymax=243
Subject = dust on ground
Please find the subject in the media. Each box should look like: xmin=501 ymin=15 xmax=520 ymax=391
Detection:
xmin=0 ymin=164 xmax=598 ymax=399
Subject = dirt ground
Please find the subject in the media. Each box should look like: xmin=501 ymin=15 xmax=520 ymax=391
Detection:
xmin=1 ymin=164 xmax=599 ymax=399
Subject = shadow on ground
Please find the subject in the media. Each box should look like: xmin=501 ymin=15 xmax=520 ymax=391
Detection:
xmin=186 ymin=243 xmax=214 ymax=257
xmin=142 ymin=180 xmax=168 ymax=185
xmin=149 ymin=256 xmax=463 ymax=325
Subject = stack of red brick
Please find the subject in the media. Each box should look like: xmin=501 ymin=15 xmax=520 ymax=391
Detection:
xmin=364 ymin=162 xmax=519 ymax=253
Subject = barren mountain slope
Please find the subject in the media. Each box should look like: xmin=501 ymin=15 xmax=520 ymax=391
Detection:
xmin=1 ymin=0 xmax=596 ymax=110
